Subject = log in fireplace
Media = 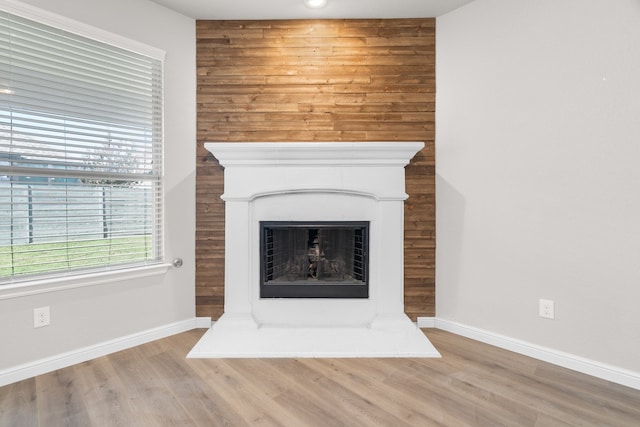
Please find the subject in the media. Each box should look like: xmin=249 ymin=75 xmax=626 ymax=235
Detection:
xmin=260 ymin=221 xmax=369 ymax=298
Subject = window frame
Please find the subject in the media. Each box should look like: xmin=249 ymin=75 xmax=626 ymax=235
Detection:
xmin=0 ymin=0 xmax=168 ymax=291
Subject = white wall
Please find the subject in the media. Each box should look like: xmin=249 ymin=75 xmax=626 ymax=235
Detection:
xmin=0 ymin=0 xmax=196 ymax=371
xmin=436 ymin=0 xmax=640 ymax=372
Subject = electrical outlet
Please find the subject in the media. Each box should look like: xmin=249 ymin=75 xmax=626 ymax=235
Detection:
xmin=539 ymin=299 xmax=554 ymax=319
xmin=34 ymin=306 xmax=50 ymax=328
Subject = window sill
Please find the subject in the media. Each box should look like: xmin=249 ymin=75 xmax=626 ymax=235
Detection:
xmin=0 ymin=263 xmax=172 ymax=300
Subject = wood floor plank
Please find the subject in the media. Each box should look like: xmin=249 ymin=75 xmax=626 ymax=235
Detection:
xmin=186 ymin=355 xmax=300 ymax=426
xmin=0 ymin=378 xmax=38 ymax=426
xmin=533 ymin=361 xmax=640 ymax=415
xmin=411 ymin=358 xmax=540 ymax=425
xmin=149 ymin=351 xmax=257 ymax=427
xmin=205 ymin=359 xmax=313 ymax=426
xmin=1 ymin=328 xmax=639 ymax=426
xmin=425 ymin=329 xmax=640 ymax=427
xmin=384 ymin=360 xmax=522 ymax=426
xmin=269 ymin=358 xmax=412 ymax=427
xmin=455 ymin=366 xmax=619 ymax=426
xmin=71 ymin=357 xmax=139 ymax=427
xmin=106 ymin=346 xmax=196 ymax=426
xmin=299 ymin=358 xmax=449 ymax=426
xmin=35 ymin=367 xmax=92 ymax=427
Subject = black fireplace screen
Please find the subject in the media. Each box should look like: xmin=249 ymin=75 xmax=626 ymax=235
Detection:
xmin=260 ymin=221 xmax=369 ymax=298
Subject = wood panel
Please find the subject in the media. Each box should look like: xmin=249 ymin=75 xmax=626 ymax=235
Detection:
xmin=196 ymin=19 xmax=436 ymax=319
xmin=3 ymin=329 xmax=640 ymax=426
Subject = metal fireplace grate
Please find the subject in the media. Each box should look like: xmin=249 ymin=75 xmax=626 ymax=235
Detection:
xmin=260 ymin=221 xmax=369 ymax=298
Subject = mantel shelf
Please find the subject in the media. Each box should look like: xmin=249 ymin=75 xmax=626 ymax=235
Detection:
xmin=204 ymin=142 xmax=425 ymax=167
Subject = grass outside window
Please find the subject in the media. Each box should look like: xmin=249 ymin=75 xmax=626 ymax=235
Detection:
xmin=0 ymin=236 xmax=153 ymax=280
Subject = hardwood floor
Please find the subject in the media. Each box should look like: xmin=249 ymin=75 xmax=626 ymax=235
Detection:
xmin=1 ymin=329 xmax=639 ymax=426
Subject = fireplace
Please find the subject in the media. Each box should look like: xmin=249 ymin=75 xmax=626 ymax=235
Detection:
xmin=188 ymin=142 xmax=440 ymax=358
xmin=260 ymin=221 xmax=369 ymax=298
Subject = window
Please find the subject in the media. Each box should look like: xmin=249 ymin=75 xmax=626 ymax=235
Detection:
xmin=0 ymin=9 xmax=163 ymax=284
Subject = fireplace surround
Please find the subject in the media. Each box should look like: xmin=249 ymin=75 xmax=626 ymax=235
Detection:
xmin=188 ymin=142 xmax=440 ymax=358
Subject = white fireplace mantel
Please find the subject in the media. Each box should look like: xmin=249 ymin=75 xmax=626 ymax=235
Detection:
xmin=188 ymin=142 xmax=440 ymax=358
xmin=206 ymin=141 xmax=421 ymax=202
xmin=207 ymin=141 xmax=426 ymax=167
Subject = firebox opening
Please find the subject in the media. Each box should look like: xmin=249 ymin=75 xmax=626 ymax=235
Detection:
xmin=260 ymin=221 xmax=369 ymax=298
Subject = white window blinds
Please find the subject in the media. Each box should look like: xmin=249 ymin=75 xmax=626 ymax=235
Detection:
xmin=0 ymin=10 xmax=163 ymax=283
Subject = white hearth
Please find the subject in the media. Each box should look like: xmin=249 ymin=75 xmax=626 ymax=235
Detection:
xmin=188 ymin=142 xmax=440 ymax=358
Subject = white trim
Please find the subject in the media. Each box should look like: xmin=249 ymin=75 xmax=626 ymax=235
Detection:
xmin=0 ymin=318 xmax=199 ymax=387
xmin=0 ymin=0 xmax=166 ymax=60
xmin=196 ymin=317 xmax=213 ymax=328
xmin=416 ymin=316 xmax=436 ymax=328
xmin=2 ymin=315 xmax=638 ymax=391
xmin=0 ymin=264 xmax=172 ymax=300
xmin=435 ymin=318 xmax=640 ymax=391
xmin=222 ymin=189 xmax=408 ymax=203
xmin=205 ymin=141 xmax=425 ymax=168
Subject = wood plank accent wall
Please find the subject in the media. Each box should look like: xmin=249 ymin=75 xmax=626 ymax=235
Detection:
xmin=196 ymin=19 xmax=435 ymax=321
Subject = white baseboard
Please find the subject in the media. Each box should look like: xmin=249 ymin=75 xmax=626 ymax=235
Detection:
xmin=4 ymin=315 xmax=638 ymax=392
xmin=416 ymin=316 xmax=436 ymax=328
xmin=0 ymin=318 xmax=200 ymax=387
xmin=434 ymin=318 xmax=640 ymax=391
xmin=195 ymin=316 xmax=212 ymax=328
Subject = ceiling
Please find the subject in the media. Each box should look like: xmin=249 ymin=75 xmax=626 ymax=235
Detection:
xmin=147 ymin=0 xmax=476 ymax=20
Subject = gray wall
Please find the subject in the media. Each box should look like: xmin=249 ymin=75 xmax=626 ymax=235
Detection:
xmin=436 ymin=0 xmax=640 ymax=372
xmin=0 ymin=0 xmax=196 ymax=371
